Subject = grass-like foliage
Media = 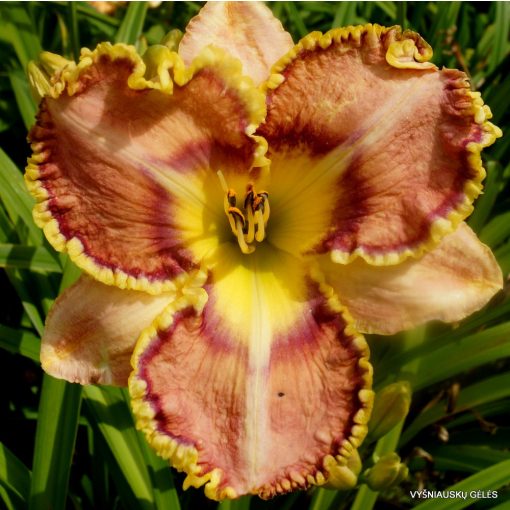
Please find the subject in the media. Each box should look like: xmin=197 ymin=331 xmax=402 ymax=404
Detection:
xmin=0 ymin=2 xmax=509 ymax=509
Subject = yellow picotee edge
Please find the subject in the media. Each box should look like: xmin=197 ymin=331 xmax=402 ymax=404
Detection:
xmin=129 ymin=266 xmax=374 ymax=500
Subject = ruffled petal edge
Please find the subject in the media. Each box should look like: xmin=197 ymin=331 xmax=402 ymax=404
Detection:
xmin=129 ymin=272 xmax=373 ymax=500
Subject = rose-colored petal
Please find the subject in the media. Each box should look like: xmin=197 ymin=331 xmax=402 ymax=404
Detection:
xmin=258 ymin=25 xmax=502 ymax=264
xmin=179 ymin=1 xmax=294 ymax=84
xmin=41 ymin=275 xmax=175 ymax=385
xmin=130 ymin=244 xmax=372 ymax=499
xmin=26 ymin=43 xmax=266 ymax=293
xmin=318 ymin=223 xmax=503 ymax=335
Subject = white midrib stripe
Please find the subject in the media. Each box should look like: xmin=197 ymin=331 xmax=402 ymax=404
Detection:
xmin=245 ymin=263 xmax=272 ymax=487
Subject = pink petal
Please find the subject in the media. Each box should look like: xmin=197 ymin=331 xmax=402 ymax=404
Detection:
xmin=41 ymin=275 xmax=174 ymax=385
xmin=179 ymin=2 xmax=294 ymax=84
xmin=258 ymin=26 xmax=501 ymax=264
xmin=319 ymin=223 xmax=503 ymax=335
xmin=130 ymin=245 xmax=372 ymax=499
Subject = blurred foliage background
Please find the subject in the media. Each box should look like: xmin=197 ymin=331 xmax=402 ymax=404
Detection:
xmin=0 ymin=1 xmax=509 ymax=509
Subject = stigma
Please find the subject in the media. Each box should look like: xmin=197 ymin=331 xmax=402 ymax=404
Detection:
xmin=217 ymin=171 xmax=270 ymax=254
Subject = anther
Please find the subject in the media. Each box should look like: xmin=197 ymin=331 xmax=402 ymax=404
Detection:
xmin=217 ymin=171 xmax=270 ymax=254
xmin=223 ymin=190 xmax=237 ymax=230
xmin=227 ymin=190 xmax=237 ymax=207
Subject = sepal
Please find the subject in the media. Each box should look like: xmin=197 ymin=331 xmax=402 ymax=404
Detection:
xmin=368 ymin=381 xmax=411 ymax=441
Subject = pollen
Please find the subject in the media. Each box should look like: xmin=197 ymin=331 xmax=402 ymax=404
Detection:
xmin=217 ymin=171 xmax=270 ymax=254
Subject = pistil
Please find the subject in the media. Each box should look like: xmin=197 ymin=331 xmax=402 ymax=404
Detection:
xmin=217 ymin=171 xmax=270 ymax=254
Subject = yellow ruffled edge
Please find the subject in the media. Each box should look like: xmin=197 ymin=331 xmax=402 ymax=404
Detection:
xmin=128 ymin=287 xmax=243 ymax=500
xmin=261 ymin=24 xmax=502 ymax=267
xmin=305 ymin=264 xmax=374 ymax=496
xmin=25 ymin=42 xmax=270 ymax=294
xmin=262 ymin=24 xmax=398 ymax=93
xmin=330 ymin=92 xmax=501 ymax=266
xmin=129 ymin=267 xmax=373 ymax=500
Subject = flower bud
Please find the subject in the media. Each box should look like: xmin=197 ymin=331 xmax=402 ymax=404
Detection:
xmin=368 ymin=381 xmax=411 ymax=440
xmin=28 ymin=52 xmax=74 ymax=102
xmin=363 ymin=453 xmax=408 ymax=491
xmin=38 ymin=51 xmax=73 ymax=76
xmin=27 ymin=62 xmax=51 ymax=102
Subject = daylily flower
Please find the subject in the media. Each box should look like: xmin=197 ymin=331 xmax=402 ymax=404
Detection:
xmin=25 ymin=1 xmax=502 ymax=500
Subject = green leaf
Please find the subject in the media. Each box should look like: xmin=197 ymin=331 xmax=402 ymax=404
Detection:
xmin=284 ymin=2 xmax=308 ymax=38
xmin=479 ymin=210 xmax=510 ymax=248
xmin=377 ymin=314 xmax=510 ymax=386
xmin=406 ymin=323 xmax=510 ymax=391
xmin=0 ymin=148 xmax=41 ymax=246
xmin=115 ymin=2 xmax=149 ymax=48
xmin=423 ymin=445 xmax=510 ymax=473
xmin=67 ymin=1 xmax=80 ymax=61
xmin=58 ymin=255 xmax=81 ymax=289
xmin=83 ymin=386 xmax=155 ymax=509
xmin=0 ymin=323 xmax=40 ymax=361
xmin=484 ymin=71 xmax=510 ymax=126
xmin=490 ymin=498 xmax=510 ymax=510
xmin=373 ymin=2 xmax=397 ymax=19
xmin=413 ymin=459 xmax=510 ymax=510
xmin=309 ymin=488 xmax=338 ymax=510
xmin=0 ymin=482 xmax=25 ymax=510
xmin=137 ymin=429 xmax=181 ymax=510
xmin=0 ymin=244 xmax=62 ymax=273
xmin=0 ymin=3 xmax=42 ymax=68
xmin=490 ymin=2 xmax=510 ymax=72
xmin=8 ymin=69 xmax=37 ymax=131
xmin=52 ymin=1 xmax=120 ymax=27
xmin=467 ymin=161 xmax=501 ymax=233
xmin=217 ymin=497 xmax=252 ymax=510
xmin=3 ymin=269 xmax=45 ymax=336
xmin=396 ymin=2 xmax=408 ymax=30
xmin=427 ymin=2 xmax=461 ymax=62
xmin=476 ymin=23 xmax=496 ymax=68
xmin=495 ymin=240 xmax=510 ymax=275
xmin=332 ymin=2 xmax=357 ymax=28
xmin=29 ymin=376 xmax=82 ymax=510
xmin=400 ymin=371 xmax=510 ymax=447
xmin=0 ymin=206 xmax=16 ymax=243
xmin=28 ymin=260 xmax=87 ymax=510
xmin=0 ymin=441 xmax=31 ymax=504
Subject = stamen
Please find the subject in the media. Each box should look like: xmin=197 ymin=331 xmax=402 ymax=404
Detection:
xmin=217 ymin=171 xmax=270 ymax=254
xmin=223 ymin=190 xmax=237 ymax=230
xmin=227 ymin=215 xmax=237 ymax=236
xmin=217 ymin=170 xmax=228 ymax=193
xmin=235 ymin=217 xmax=255 ymax=254
xmin=228 ymin=207 xmax=245 ymax=226
xmin=245 ymin=206 xmax=255 ymax=243
xmin=228 ymin=207 xmax=245 ymax=236
xmin=254 ymin=209 xmax=265 ymax=242
xmin=259 ymin=192 xmax=270 ymax=223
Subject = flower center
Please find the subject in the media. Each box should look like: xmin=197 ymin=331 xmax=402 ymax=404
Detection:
xmin=217 ymin=171 xmax=270 ymax=254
